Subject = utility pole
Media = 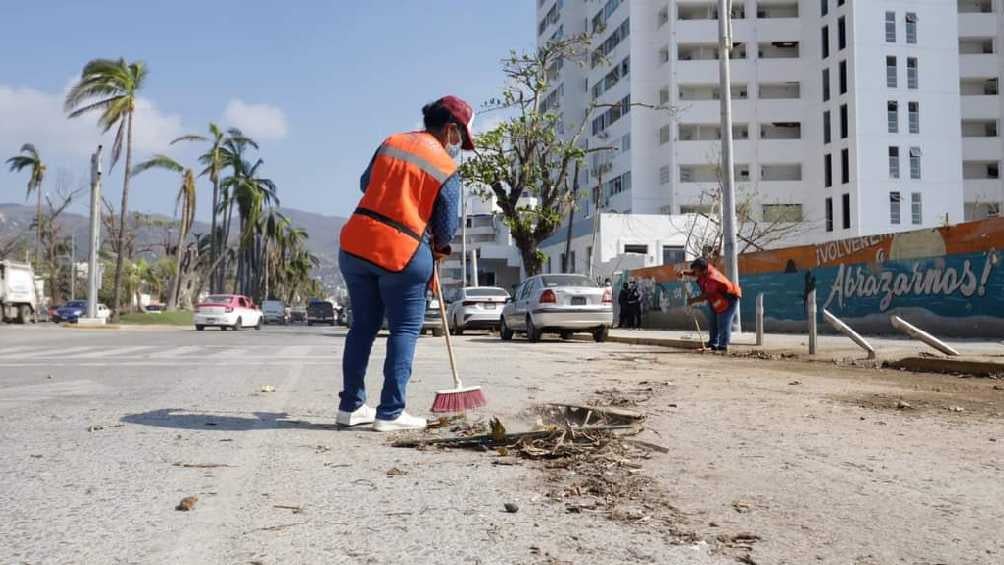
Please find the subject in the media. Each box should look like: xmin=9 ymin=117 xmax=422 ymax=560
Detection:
xmin=461 ymin=185 xmax=468 ymax=287
xmin=69 ymin=233 xmax=76 ymax=300
xmin=718 ymin=0 xmax=741 ymax=331
xmin=85 ymin=146 xmax=102 ymax=321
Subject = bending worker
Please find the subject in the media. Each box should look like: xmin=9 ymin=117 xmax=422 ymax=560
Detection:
xmin=337 ymin=95 xmax=474 ymax=431
xmin=682 ymin=257 xmax=742 ymax=352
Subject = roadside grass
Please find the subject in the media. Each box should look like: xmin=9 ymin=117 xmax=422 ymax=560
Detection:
xmin=118 ymin=310 xmax=193 ymax=326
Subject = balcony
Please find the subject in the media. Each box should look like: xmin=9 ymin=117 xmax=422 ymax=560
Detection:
xmin=757 ymin=41 xmax=799 ymax=59
xmin=760 ymin=122 xmax=801 ymax=140
xmin=962 ymin=119 xmax=999 ymax=137
xmin=963 ymin=137 xmax=1003 ymax=160
xmin=960 ymin=78 xmax=998 ymax=96
xmin=958 ymin=0 xmax=994 ymax=13
xmin=758 ymin=82 xmax=800 ymax=99
xmin=677 ymin=2 xmax=745 ymax=20
xmin=959 ymin=11 xmax=998 ymax=36
xmin=963 ymin=160 xmax=1001 ymax=180
xmin=756 ymin=1 xmax=798 ymax=18
xmin=678 ymin=123 xmax=750 ymax=141
xmin=960 ymin=55 xmax=1000 ymax=79
xmin=680 ymin=164 xmax=751 ymax=183
xmin=961 ymin=94 xmax=1001 ymax=119
xmin=678 ymin=43 xmax=747 ymax=61
xmin=678 ymin=83 xmax=750 ymax=101
xmin=959 ymin=38 xmax=995 ymax=55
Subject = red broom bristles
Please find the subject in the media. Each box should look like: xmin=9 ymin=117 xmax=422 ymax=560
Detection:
xmin=431 ymin=387 xmax=487 ymax=413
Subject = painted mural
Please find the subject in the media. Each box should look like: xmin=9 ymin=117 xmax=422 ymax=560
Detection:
xmin=620 ymin=217 xmax=1004 ymax=337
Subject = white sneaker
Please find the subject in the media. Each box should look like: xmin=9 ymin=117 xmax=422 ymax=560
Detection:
xmin=336 ymin=404 xmax=376 ymax=427
xmin=373 ymin=412 xmax=427 ymax=432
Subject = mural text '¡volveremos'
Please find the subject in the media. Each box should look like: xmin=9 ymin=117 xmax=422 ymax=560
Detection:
xmin=823 ymin=252 xmax=998 ymax=313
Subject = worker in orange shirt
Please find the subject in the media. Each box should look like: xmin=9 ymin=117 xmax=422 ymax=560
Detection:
xmin=682 ymin=257 xmax=742 ymax=352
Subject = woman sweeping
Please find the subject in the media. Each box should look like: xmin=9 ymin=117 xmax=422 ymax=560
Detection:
xmin=337 ymin=96 xmax=474 ymax=431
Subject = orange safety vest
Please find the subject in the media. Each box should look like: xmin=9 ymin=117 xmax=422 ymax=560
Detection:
xmin=698 ymin=265 xmax=742 ymax=314
xmin=340 ymin=132 xmax=457 ymax=272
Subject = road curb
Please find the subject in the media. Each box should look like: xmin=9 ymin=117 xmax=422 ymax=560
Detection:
xmin=604 ymin=334 xmax=704 ymax=349
xmin=883 ymin=357 xmax=1004 ymax=378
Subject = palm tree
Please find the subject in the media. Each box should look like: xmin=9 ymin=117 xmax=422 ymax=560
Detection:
xmin=64 ymin=57 xmax=148 ymax=318
xmin=131 ymin=154 xmax=196 ymax=310
xmin=171 ymin=125 xmax=256 ymax=293
xmin=221 ymin=153 xmax=277 ymax=297
xmin=5 ymin=143 xmax=47 ymax=258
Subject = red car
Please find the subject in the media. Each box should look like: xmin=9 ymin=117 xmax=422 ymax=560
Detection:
xmin=193 ymin=294 xmax=264 ymax=331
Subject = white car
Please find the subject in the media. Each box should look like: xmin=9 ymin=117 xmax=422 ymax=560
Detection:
xmin=193 ymin=294 xmax=263 ymax=331
xmin=500 ymin=274 xmax=612 ymax=343
xmin=447 ymin=286 xmax=510 ymax=334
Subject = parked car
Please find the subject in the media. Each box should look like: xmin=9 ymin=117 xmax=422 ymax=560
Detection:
xmin=289 ymin=306 xmax=307 ymax=324
xmin=143 ymin=304 xmax=164 ymax=314
xmin=446 ymin=286 xmax=510 ymax=334
xmin=193 ymin=294 xmax=262 ymax=331
xmin=307 ymin=299 xmax=336 ymax=326
xmin=47 ymin=303 xmax=62 ymax=322
xmin=499 ymin=274 xmax=612 ymax=343
xmin=261 ymin=300 xmax=288 ymax=325
xmin=422 ymin=292 xmax=445 ymax=337
xmin=56 ymin=300 xmax=110 ymax=323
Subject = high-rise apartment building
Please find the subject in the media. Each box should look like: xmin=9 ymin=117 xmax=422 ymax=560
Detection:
xmin=537 ymin=0 xmax=999 ymax=244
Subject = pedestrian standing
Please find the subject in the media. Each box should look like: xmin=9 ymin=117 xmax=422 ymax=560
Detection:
xmin=681 ymin=257 xmax=742 ymax=351
xmin=627 ymin=281 xmax=642 ymax=329
xmin=338 ymin=95 xmax=474 ymax=431
xmin=617 ymin=282 xmax=630 ymax=328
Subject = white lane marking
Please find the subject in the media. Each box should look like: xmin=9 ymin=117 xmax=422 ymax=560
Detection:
xmin=13 ymin=346 xmax=97 ymax=358
xmin=0 ymin=380 xmax=110 ymax=404
xmin=205 ymin=348 xmax=249 ymax=359
xmin=148 ymin=346 xmax=204 ymax=359
xmin=74 ymin=346 xmax=156 ymax=358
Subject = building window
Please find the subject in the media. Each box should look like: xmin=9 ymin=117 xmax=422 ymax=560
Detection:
xmin=821 ymin=0 xmax=828 ymax=17
xmin=841 ymin=148 xmax=850 ymax=184
xmin=822 ymin=68 xmax=831 ymax=101
xmin=890 ymin=191 xmax=901 ymax=224
xmin=886 ymin=56 xmax=897 ymax=88
xmin=659 ymin=165 xmax=671 ymax=185
xmin=907 ymin=57 xmax=918 ymax=89
xmin=824 ymin=153 xmax=833 ymax=187
xmin=662 ymin=245 xmax=685 ymax=265
xmin=911 ymin=192 xmax=922 ymax=224
xmin=821 ymin=26 xmax=830 ymax=58
xmin=842 ymin=193 xmax=851 ymax=229
xmin=889 ymin=146 xmax=900 ymax=178
xmin=624 ymin=243 xmax=648 ymax=254
xmin=657 ymin=5 xmax=669 ymax=28
xmin=586 ymin=246 xmax=592 ymax=274
xmin=839 ymin=60 xmax=847 ymax=94
xmin=837 ymin=16 xmax=846 ymax=49
xmin=659 ymin=86 xmax=670 ymax=105
xmin=621 ymin=133 xmax=631 ymax=152
xmin=887 ymin=101 xmax=899 ymax=133
xmin=823 ymin=111 xmax=831 ymax=143
xmin=840 ymin=104 xmax=848 ymax=138
xmin=825 ymin=197 xmax=834 ymax=232
xmin=659 ymin=124 xmax=671 ymax=144
xmin=909 ymin=147 xmax=922 ymax=179
xmin=885 ymin=11 xmax=896 ymax=42
xmin=905 ymin=12 xmax=917 ymax=44
xmin=908 ymin=102 xmax=920 ymax=133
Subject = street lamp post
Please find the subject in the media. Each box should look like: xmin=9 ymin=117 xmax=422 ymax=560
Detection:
xmin=718 ymin=0 xmax=741 ymax=331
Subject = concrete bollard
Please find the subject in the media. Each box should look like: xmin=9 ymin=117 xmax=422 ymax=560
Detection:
xmin=755 ymin=293 xmax=764 ymax=346
xmin=890 ymin=315 xmax=961 ymax=356
xmin=807 ymin=289 xmax=817 ymax=355
xmin=823 ymin=309 xmax=876 ymax=359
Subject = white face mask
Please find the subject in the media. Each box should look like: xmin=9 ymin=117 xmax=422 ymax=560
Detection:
xmin=446 ymin=126 xmax=462 ymax=159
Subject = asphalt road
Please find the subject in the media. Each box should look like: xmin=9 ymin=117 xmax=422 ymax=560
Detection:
xmin=0 ymin=324 xmax=726 ymax=565
xmin=2 ymin=324 xmax=1001 ymax=564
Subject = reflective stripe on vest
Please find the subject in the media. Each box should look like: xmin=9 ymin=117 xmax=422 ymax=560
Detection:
xmin=340 ymin=132 xmax=457 ymax=272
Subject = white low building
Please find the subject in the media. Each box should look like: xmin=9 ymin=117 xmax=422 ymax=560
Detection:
xmin=539 ymin=213 xmax=717 ymax=281
xmin=440 ymin=187 xmax=524 ymax=294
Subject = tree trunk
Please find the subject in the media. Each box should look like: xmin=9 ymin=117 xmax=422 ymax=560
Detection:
xmin=35 ymin=188 xmax=42 ymax=265
xmin=166 ymin=227 xmax=186 ymax=311
xmin=514 ymin=231 xmax=543 ymax=277
xmin=110 ymin=112 xmax=135 ymax=318
xmin=221 ymin=200 xmax=234 ymax=292
xmin=209 ymin=177 xmax=219 ymax=294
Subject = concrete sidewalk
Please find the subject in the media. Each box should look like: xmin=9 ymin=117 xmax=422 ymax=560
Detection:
xmin=603 ymin=328 xmax=1004 ymax=376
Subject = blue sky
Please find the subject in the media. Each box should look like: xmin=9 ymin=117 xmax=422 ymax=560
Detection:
xmin=0 ymin=1 xmax=535 ymax=220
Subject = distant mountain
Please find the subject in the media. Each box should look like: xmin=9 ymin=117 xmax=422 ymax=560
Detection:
xmin=0 ymin=202 xmax=348 ymax=289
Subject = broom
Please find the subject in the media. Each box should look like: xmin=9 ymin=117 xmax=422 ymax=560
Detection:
xmin=681 ymin=276 xmax=707 ymax=349
xmin=430 ymin=262 xmax=487 ymax=413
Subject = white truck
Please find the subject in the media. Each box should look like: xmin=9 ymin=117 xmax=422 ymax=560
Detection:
xmin=0 ymin=260 xmax=39 ymax=324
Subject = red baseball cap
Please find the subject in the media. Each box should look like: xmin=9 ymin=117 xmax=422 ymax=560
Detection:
xmin=437 ymin=95 xmax=476 ymax=150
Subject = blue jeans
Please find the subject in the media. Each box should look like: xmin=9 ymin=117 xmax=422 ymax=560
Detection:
xmin=706 ymin=297 xmax=739 ymax=350
xmin=339 ymin=246 xmax=433 ymax=420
